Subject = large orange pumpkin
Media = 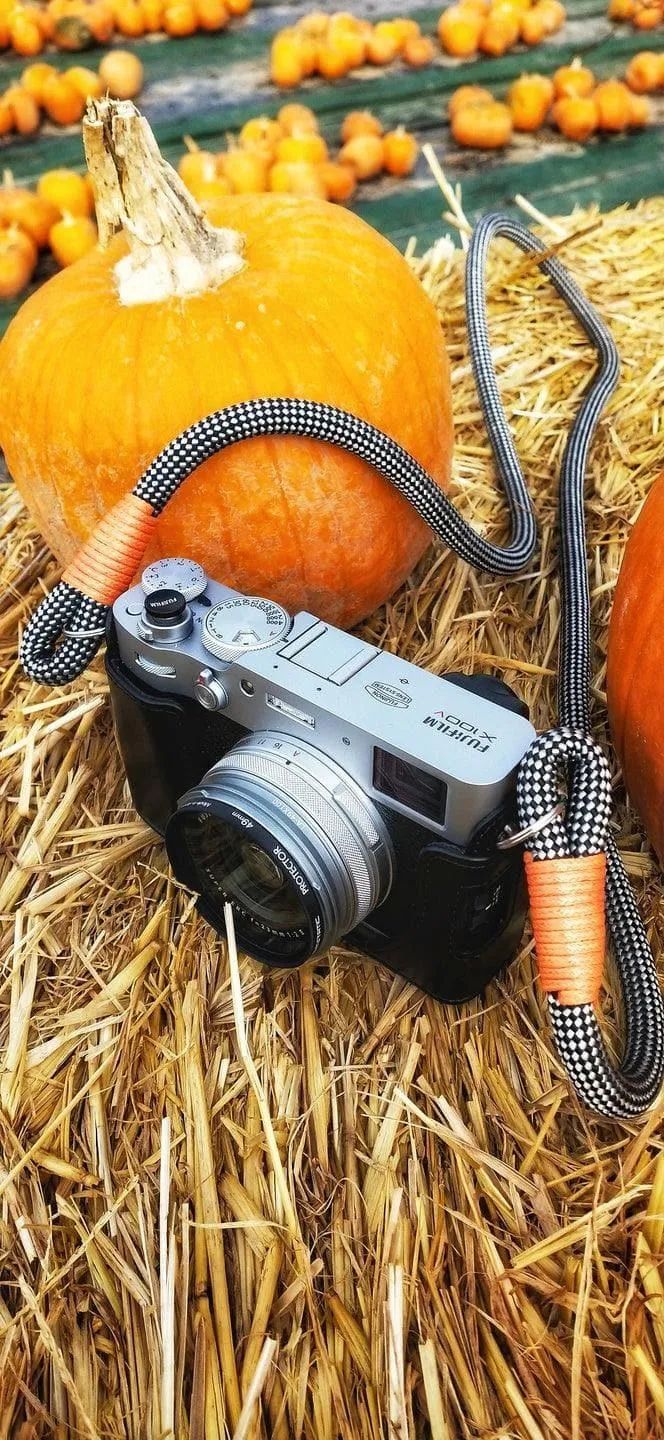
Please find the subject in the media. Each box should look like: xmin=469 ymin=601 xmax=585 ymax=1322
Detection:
xmin=607 ymin=473 xmax=664 ymax=861
xmin=0 ymin=101 xmax=453 ymax=629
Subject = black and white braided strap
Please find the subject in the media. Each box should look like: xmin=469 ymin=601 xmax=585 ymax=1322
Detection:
xmin=518 ymin=728 xmax=664 ymax=1118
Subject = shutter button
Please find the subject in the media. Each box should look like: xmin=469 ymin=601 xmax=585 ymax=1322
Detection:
xmin=138 ymin=589 xmax=193 ymax=644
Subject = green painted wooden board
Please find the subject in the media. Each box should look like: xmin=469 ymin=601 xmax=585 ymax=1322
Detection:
xmin=1 ymin=0 xmax=663 ymax=331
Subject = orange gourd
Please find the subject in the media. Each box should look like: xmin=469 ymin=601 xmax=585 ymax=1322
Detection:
xmin=628 ymin=91 xmax=649 ymax=123
xmin=163 ymin=0 xmax=196 ymax=32
xmin=38 ymin=167 xmax=94 ymax=215
xmin=49 ymin=211 xmax=98 ymax=265
xmin=270 ymin=32 xmax=304 ymax=87
xmin=507 ymin=72 xmax=554 ymax=129
xmin=519 ymin=6 xmax=548 ymax=41
xmin=226 ymin=0 xmax=252 ymax=15
xmin=552 ymin=59 xmax=595 ymax=97
xmin=41 ymin=74 xmax=86 ymax=124
xmin=276 ymin=132 xmax=328 ymax=164
xmin=52 ymin=11 xmax=95 ymax=47
xmin=609 ymin=0 xmax=636 ymax=16
xmin=220 ymin=148 xmax=269 ymax=193
xmin=268 ymin=160 xmax=327 ymax=197
xmin=366 ymin=26 xmax=399 ymax=62
xmin=98 ymin=51 xmax=144 ymax=98
xmin=382 ymin=127 xmax=418 ymax=175
xmin=5 ymin=84 xmax=41 ymax=133
xmin=177 ymin=138 xmax=218 ymax=194
xmin=9 ymin=11 xmax=44 ymax=54
xmin=87 ymin=2 xmax=114 ymax=41
xmin=593 ymin=78 xmax=632 ymax=129
xmin=437 ymin=5 xmax=482 ymax=54
xmin=0 ymin=98 xmax=13 ymax=135
xmin=536 ymin=0 xmax=566 ymax=30
xmin=0 ymin=224 xmax=36 ymax=298
xmin=278 ymin=102 xmax=318 ymax=134
xmin=0 ymin=181 xmax=58 ymax=245
xmin=240 ymin=116 xmax=283 ymax=153
xmin=607 ymin=476 xmax=664 ymax=862
xmin=340 ymin=109 xmax=383 ymax=141
xmin=0 ymin=221 xmax=38 ymax=267
xmin=403 ymin=32 xmax=435 ymax=64
xmin=20 ymin=61 xmax=56 ymax=101
xmin=451 ymin=99 xmax=513 ymax=146
xmin=389 ymin=16 xmax=421 ymax=48
xmin=65 ymin=64 xmax=104 ymax=99
xmin=319 ymin=159 xmax=356 ymax=201
xmin=113 ymin=0 xmax=145 ymax=34
xmin=338 ymin=133 xmax=385 ymax=178
xmin=479 ymin=8 xmax=519 ymax=53
xmin=448 ymin=83 xmax=493 ymax=118
xmin=195 ymin=0 xmax=228 ymax=28
xmin=141 ymin=0 xmax=165 ymax=28
xmin=0 ymin=98 xmax=453 ymax=630
xmin=625 ymin=49 xmax=661 ymax=90
xmin=552 ymin=94 xmax=598 ymax=139
xmin=633 ymin=4 xmax=662 ymax=27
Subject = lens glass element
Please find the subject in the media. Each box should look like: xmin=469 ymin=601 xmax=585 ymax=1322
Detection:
xmin=178 ymin=810 xmax=311 ymax=962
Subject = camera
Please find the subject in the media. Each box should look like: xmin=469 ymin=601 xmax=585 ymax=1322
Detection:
xmin=106 ymin=558 xmax=535 ymax=1003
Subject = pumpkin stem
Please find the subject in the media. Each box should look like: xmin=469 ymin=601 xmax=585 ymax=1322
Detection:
xmin=83 ymin=98 xmax=245 ymax=305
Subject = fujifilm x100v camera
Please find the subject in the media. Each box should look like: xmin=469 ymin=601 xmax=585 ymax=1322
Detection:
xmin=106 ymin=558 xmax=535 ymax=1003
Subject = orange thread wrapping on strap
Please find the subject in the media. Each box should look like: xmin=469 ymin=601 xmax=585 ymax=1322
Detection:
xmin=524 ymin=850 xmax=607 ymax=1006
xmin=62 ymin=494 xmax=157 ymax=606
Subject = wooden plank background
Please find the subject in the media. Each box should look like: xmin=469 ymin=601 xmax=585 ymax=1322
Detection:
xmin=1 ymin=0 xmax=663 ymax=333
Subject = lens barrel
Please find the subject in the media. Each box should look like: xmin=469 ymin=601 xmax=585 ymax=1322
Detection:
xmin=165 ymin=733 xmax=393 ymax=966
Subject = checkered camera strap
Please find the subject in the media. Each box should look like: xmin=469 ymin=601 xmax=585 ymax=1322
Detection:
xmin=19 ymin=214 xmax=664 ymax=1119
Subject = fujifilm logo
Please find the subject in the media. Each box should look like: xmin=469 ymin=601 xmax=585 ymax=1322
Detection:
xmin=273 ymin=847 xmax=310 ymax=895
xmin=423 ymin=711 xmax=496 ymax=753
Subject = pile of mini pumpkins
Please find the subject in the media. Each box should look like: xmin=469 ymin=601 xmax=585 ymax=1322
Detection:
xmin=177 ymin=105 xmax=418 ymax=211
xmin=0 ymin=49 xmax=142 ymax=135
xmin=0 ymin=166 xmax=97 ymax=297
xmin=437 ymin=0 xmax=565 ymax=56
xmin=0 ymin=0 xmax=247 ymax=56
xmin=270 ymin=0 xmax=566 ymax=87
xmin=449 ymin=56 xmax=655 ymax=148
xmin=608 ymin=0 xmax=662 ymax=29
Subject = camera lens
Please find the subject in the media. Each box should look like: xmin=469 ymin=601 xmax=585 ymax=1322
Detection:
xmin=165 ymin=733 xmax=393 ymax=967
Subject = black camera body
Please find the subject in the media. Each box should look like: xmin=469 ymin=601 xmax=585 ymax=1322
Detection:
xmin=107 ymin=558 xmax=534 ymax=1003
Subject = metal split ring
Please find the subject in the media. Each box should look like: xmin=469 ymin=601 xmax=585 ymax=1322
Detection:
xmin=496 ymin=802 xmax=565 ymax=851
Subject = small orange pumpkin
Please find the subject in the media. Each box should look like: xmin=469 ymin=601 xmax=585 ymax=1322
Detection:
xmin=625 ymin=50 xmax=661 ymax=91
xmin=382 ymin=127 xmax=418 ymax=175
xmin=38 ymin=167 xmax=94 ymax=215
xmin=98 ymin=50 xmax=144 ymax=99
xmin=319 ymin=159 xmax=357 ymax=201
xmin=552 ymin=94 xmax=598 ymax=140
xmin=593 ymin=78 xmax=632 ymax=130
xmin=49 ymin=211 xmax=98 ymax=265
xmin=508 ymin=72 xmax=553 ymax=130
xmin=451 ymin=98 xmax=513 ymax=147
xmin=338 ymin=133 xmax=385 ymax=178
xmin=437 ymin=4 xmax=482 ymax=54
xmin=278 ymin=102 xmax=318 ymax=134
xmin=0 ymin=224 xmax=37 ymax=298
xmin=0 ymin=99 xmax=454 ymax=631
xmin=41 ymin=73 xmax=86 ymax=124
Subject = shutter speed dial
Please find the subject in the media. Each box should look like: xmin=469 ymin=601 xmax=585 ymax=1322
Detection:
xmin=141 ymin=558 xmax=208 ymax=601
xmin=202 ymin=596 xmax=291 ymax=662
